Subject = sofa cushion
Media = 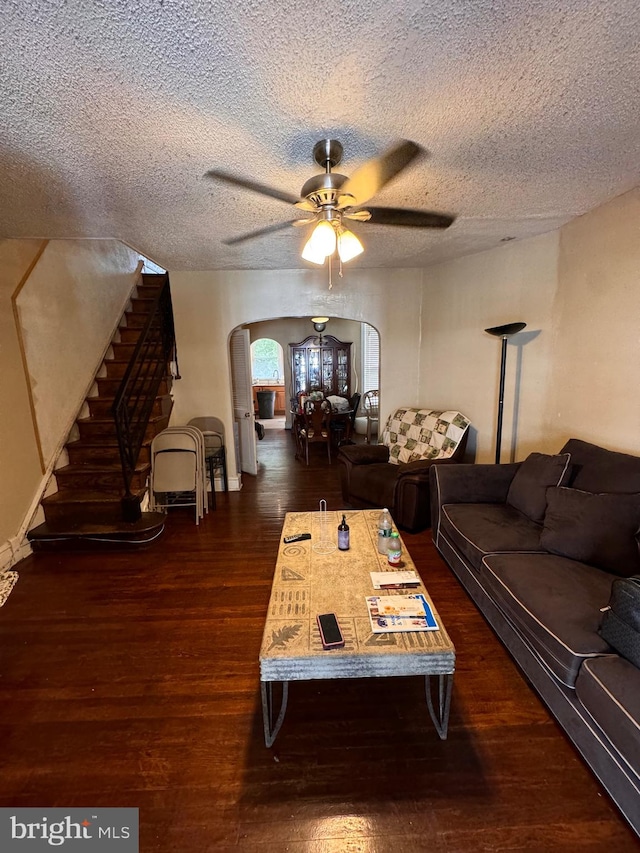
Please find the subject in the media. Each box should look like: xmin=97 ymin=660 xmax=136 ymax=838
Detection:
xmin=575 ymin=655 xmax=640 ymax=782
xmin=482 ymin=553 xmax=615 ymax=687
xmin=506 ymin=452 xmax=572 ymax=523
xmin=382 ymin=408 xmax=470 ymax=465
xmin=541 ymin=487 xmax=640 ymax=577
xmin=562 ymin=438 xmax=640 ymax=494
xmin=440 ymin=503 xmax=545 ymax=573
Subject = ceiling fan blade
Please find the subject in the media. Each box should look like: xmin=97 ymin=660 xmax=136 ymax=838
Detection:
xmin=338 ymin=140 xmax=421 ymax=207
xmin=224 ymin=220 xmax=298 ymax=246
xmin=205 ymin=169 xmax=300 ymax=205
xmin=363 ymin=207 xmax=455 ymax=229
xmin=343 ymin=209 xmax=371 ymax=222
xmin=292 ymin=218 xmax=317 ymax=227
xmin=294 ymin=199 xmax=318 ymax=212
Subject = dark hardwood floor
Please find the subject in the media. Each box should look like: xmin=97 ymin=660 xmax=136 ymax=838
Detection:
xmin=1 ymin=429 xmax=638 ymax=851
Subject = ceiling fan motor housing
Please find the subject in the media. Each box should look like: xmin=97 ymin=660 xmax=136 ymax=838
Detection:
xmin=300 ymin=172 xmax=349 ymax=209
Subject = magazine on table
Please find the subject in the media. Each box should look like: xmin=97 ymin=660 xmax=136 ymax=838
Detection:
xmin=370 ymin=570 xmax=420 ymax=589
xmin=365 ymin=594 xmax=439 ymax=633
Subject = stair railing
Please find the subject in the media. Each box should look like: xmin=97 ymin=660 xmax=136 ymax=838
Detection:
xmin=112 ymin=274 xmax=178 ymax=522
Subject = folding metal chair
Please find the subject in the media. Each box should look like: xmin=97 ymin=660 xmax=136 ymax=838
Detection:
xmin=150 ymin=429 xmax=205 ymax=523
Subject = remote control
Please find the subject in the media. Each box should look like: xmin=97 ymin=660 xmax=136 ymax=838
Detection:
xmin=283 ymin=533 xmax=311 ymax=543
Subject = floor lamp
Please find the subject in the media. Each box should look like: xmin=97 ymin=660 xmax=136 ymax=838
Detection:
xmin=485 ymin=322 xmax=527 ymax=464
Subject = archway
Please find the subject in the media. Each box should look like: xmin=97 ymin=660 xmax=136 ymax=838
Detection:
xmin=229 ymin=315 xmax=380 ymax=477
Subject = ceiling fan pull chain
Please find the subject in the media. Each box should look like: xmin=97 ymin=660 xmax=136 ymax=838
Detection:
xmin=338 ymin=256 xmax=344 ymax=278
xmin=328 ymin=256 xmax=333 ymax=290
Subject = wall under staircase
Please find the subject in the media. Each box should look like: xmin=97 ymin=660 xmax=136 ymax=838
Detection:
xmin=28 ymin=274 xmax=173 ymax=550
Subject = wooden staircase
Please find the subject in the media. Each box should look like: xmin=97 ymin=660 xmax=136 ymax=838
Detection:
xmin=28 ymin=274 xmax=172 ymax=550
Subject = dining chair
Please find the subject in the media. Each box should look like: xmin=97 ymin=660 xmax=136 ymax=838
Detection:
xmin=298 ymin=399 xmax=332 ymax=464
xmin=330 ymin=392 xmax=361 ymax=446
xmin=363 ymin=390 xmax=379 ymax=444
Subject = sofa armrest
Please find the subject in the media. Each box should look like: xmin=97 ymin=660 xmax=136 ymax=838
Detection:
xmin=338 ymin=444 xmax=390 ymax=466
xmin=430 ymin=462 xmax=521 ymax=535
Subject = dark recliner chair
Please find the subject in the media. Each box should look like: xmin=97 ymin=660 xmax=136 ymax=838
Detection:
xmin=338 ymin=407 xmax=470 ymax=532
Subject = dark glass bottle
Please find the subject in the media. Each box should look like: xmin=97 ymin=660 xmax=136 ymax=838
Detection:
xmin=338 ymin=514 xmax=350 ymax=550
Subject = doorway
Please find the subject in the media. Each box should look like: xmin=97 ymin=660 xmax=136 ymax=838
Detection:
xmin=229 ymin=316 xmax=380 ymax=475
xmin=251 ymin=338 xmax=286 ymax=427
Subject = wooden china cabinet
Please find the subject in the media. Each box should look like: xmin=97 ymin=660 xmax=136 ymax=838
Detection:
xmin=290 ymin=334 xmax=351 ymax=399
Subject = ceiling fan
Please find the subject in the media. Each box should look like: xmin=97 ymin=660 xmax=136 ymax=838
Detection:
xmin=205 ymin=139 xmax=455 ymax=265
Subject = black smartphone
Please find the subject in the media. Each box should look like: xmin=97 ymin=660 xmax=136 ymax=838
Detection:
xmin=317 ymin=613 xmax=345 ymax=649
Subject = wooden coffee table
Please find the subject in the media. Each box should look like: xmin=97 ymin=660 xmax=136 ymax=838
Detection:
xmin=259 ymin=509 xmax=455 ymax=746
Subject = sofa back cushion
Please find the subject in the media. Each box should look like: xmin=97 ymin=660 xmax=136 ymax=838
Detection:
xmin=561 ymin=438 xmax=640 ymax=493
xmin=381 ymin=408 xmax=470 ymax=465
xmin=506 ymin=452 xmax=572 ymax=523
xmin=541 ymin=486 xmax=640 ymax=576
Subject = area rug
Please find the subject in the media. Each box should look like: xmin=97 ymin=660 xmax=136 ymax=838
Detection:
xmin=261 ymin=417 xmax=286 ymax=430
xmin=0 ymin=570 xmax=19 ymax=607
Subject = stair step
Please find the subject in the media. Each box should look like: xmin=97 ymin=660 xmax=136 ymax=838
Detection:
xmin=124 ymin=311 xmax=154 ymax=329
xmin=96 ymin=375 xmax=172 ymax=397
xmin=87 ymin=393 xmax=171 ymax=418
xmin=55 ymin=461 xmax=150 ymax=492
xmin=77 ymin=413 xmax=170 ymax=440
xmin=28 ymin=513 xmax=166 ymax=551
xmin=111 ymin=340 xmax=164 ymax=361
xmin=104 ymin=357 xmax=166 ymax=379
xmin=66 ymin=439 xmax=151 ymax=465
xmin=130 ymin=297 xmax=157 ymax=313
xmin=118 ymin=326 xmax=143 ymax=343
xmin=41 ymin=488 xmax=148 ymax=525
xmin=141 ymin=273 xmax=166 ymax=285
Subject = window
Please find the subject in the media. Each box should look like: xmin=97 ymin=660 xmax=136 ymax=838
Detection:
xmin=251 ymin=338 xmax=284 ymax=382
xmin=361 ymin=323 xmax=380 ymax=394
xmin=138 ymin=255 xmax=166 ymax=273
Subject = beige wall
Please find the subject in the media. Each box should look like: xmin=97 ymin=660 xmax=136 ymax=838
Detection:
xmin=16 ymin=240 xmax=140 ymax=467
xmin=0 ymin=240 xmax=47 ymax=554
xmin=543 ymin=187 xmax=640 ymax=454
xmin=422 ymin=186 xmax=640 ymax=462
xmin=1 ymin=238 xmax=140 ymax=566
xmin=421 ymin=232 xmax=560 ymax=462
xmin=169 ymin=268 xmax=422 ymax=480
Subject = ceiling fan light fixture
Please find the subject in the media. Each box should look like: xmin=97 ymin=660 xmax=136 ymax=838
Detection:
xmin=337 ymin=227 xmax=364 ymax=262
xmin=302 ymin=220 xmax=336 ymax=264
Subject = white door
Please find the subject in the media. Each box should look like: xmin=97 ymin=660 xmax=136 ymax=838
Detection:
xmin=230 ymin=328 xmax=257 ymax=476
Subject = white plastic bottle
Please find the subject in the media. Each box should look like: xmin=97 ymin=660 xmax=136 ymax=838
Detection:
xmin=378 ymin=508 xmax=392 ymax=554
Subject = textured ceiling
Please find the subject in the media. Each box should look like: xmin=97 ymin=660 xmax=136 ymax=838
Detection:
xmin=1 ymin=0 xmax=639 ymax=271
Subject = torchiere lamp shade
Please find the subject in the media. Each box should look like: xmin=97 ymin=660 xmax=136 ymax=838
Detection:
xmin=485 ymin=322 xmax=527 ymax=338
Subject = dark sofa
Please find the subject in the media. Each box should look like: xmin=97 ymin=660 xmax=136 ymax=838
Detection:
xmin=430 ymin=438 xmax=640 ymax=837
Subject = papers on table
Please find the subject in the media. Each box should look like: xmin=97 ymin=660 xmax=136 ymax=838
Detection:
xmin=366 ymin=594 xmax=439 ymax=633
xmin=369 ymin=570 xmax=420 ymax=589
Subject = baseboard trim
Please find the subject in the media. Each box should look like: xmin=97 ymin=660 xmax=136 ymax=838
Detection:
xmin=0 ymin=537 xmax=32 ymax=573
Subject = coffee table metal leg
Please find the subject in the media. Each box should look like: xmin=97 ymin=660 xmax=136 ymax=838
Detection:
xmin=425 ymin=673 xmax=453 ymax=739
xmin=261 ymin=680 xmax=289 ymax=748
